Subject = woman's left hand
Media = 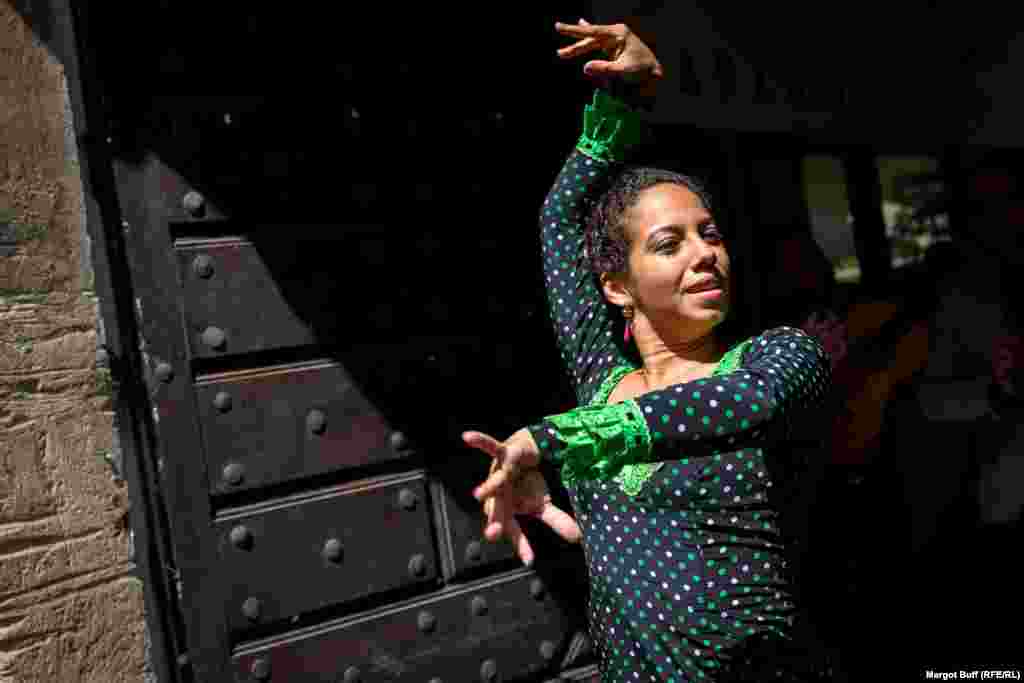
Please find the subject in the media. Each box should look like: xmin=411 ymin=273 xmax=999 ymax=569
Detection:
xmin=555 ymin=18 xmax=663 ymax=96
xmin=463 ymin=428 xmax=541 ymax=502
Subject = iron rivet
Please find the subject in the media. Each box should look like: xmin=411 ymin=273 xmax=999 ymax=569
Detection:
xmin=480 ymin=659 xmax=498 ymax=682
xmin=155 ymin=362 xmax=174 ymax=384
xmin=428 ymin=679 xmax=443 ymax=683
xmin=408 ymin=554 xmax=427 ymax=579
xmin=213 ymin=391 xmax=232 ymax=413
xmin=417 ymin=610 xmax=436 ymax=633
xmin=307 ymin=409 xmax=327 ymax=435
xmin=201 ymin=326 xmax=227 ymax=351
xmin=389 ymin=430 xmax=408 ymax=451
xmin=250 ymin=657 xmax=271 ymax=680
xmin=183 ymin=190 xmax=205 ymax=217
xmin=470 ymin=595 xmax=488 ymax=617
xmin=192 ymin=254 xmax=214 ymax=279
xmin=465 ymin=541 xmax=482 ymax=563
xmin=223 ymin=463 xmax=245 ymax=486
xmin=539 ymin=640 xmax=556 ymax=661
xmin=342 ymin=666 xmax=361 ymax=683
xmin=397 ymin=488 xmax=417 ymax=511
xmin=529 ymin=578 xmax=545 ymax=600
xmin=229 ymin=525 xmax=252 ymax=550
xmin=242 ymin=597 xmax=261 ymax=621
xmin=322 ymin=538 xmax=343 ymax=563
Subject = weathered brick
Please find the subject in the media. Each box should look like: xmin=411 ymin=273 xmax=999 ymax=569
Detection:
xmin=0 ymin=2 xmax=147 ymax=680
xmin=0 ymin=410 xmax=129 ymax=594
xmin=0 ymin=576 xmax=147 ymax=683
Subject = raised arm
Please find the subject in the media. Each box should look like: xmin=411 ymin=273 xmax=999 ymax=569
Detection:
xmin=540 ymin=20 xmax=663 ymax=405
xmin=540 ymin=91 xmax=644 ymax=404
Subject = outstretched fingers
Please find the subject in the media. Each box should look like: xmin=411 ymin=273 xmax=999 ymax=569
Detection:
xmin=473 ymin=466 xmax=513 ymax=501
xmin=462 ymin=430 xmax=503 ymax=459
xmin=504 ymin=514 xmax=535 ymax=567
xmin=483 ymin=495 xmax=504 ymax=541
xmin=554 ymin=19 xmax=616 ymax=39
xmin=538 ymin=503 xmax=582 ymax=544
xmin=557 ymin=37 xmax=601 ymax=59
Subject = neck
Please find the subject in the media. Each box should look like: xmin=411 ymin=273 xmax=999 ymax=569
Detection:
xmin=634 ymin=327 xmax=723 ymax=386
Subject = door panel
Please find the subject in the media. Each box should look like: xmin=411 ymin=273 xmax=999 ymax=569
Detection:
xmin=196 ymin=360 xmax=412 ymax=494
xmin=88 ymin=3 xmax=592 ymax=680
xmin=231 ymin=571 xmax=573 ymax=683
xmin=216 ymin=473 xmax=437 ymax=634
xmin=436 ymin=477 xmax=519 ymax=578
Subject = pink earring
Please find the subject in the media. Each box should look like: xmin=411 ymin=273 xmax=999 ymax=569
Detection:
xmin=623 ymin=304 xmax=634 ymax=344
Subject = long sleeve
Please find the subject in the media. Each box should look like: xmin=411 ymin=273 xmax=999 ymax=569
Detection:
xmin=528 ymin=326 xmax=832 ymax=485
xmin=540 ymin=89 xmax=648 ymax=405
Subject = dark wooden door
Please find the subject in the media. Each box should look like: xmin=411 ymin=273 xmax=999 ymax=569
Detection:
xmin=77 ymin=4 xmax=604 ymax=681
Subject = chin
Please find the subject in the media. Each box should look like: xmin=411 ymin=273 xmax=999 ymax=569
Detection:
xmin=685 ymin=302 xmax=729 ymax=319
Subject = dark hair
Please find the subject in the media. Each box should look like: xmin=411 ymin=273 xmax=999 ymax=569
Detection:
xmin=584 ymin=167 xmax=714 ymax=275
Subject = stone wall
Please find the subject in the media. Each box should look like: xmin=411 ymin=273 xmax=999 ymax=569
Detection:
xmin=0 ymin=2 xmax=150 ymax=681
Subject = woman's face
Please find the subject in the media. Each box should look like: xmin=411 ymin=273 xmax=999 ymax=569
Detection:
xmin=618 ymin=183 xmax=731 ymax=335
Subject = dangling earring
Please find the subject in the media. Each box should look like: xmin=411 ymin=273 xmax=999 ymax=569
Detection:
xmin=623 ymin=304 xmax=634 ymax=344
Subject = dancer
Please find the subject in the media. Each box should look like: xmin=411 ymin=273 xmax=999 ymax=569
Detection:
xmin=464 ymin=19 xmax=832 ymax=681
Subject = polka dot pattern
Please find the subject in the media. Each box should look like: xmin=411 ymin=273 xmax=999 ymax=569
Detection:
xmin=527 ymin=95 xmax=834 ymax=681
xmin=537 ymin=149 xmax=627 ymax=406
xmin=538 ymin=327 xmax=831 ymax=681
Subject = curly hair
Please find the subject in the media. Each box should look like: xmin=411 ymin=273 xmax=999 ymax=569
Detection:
xmin=584 ymin=167 xmax=715 ymax=275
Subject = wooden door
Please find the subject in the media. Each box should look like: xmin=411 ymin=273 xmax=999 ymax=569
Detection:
xmin=77 ymin=4 xmax=603 ymax=681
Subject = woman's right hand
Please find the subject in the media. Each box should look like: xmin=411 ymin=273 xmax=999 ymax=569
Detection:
xmin=482 ymin=461 xmax=582 ymax=567
xmin=555 ymin=19 xmax=663 ymax=96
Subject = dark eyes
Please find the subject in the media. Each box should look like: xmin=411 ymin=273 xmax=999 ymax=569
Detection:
xmin=654 ymin=225 xmax=722 ymax=253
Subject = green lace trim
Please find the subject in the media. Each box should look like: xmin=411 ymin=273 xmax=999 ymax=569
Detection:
xmin=587 ymin=366 xmax=661 ymax=496
xmin=546 ymin=399 xmax=650 ymax=489
xmin=576 ymin=337 xmax=753 ymax=497
xmin=589 ymin=364 xmax=637 ymax=405
xmin=575 ymin=89 xmax=647 ymax=164
xmin=713 ymin=338 xmax=752 ymax=378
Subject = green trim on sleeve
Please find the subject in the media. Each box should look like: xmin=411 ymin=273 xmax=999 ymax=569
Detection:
xmin=611 ymin=399 xmax=661 ymax=496
xmin=540 ymin=336 xmax=756 ymax=494
xmin=588 ymin=365 xmax=664 ymax=496
xmin=543 ymin=399 xmax=652 ymax=488
xmin=575 ymin=89 xmax=647 ymax=164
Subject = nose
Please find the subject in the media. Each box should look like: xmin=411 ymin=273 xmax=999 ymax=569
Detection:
xmin=694 ymin=239 xmax=718 ymax=267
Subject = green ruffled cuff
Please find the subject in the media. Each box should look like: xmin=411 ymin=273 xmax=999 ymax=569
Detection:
xmin=535 ymin=399 xmax=652 ymax=487
xmin=575 ymin=89 xmax=647 ymax=164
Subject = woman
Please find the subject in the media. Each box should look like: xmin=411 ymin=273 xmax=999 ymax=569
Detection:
xmin=463 ymin=20 xmax=832 ymax=682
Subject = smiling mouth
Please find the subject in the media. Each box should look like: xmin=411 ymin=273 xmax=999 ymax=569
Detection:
xmin=686 ymin=283 xmax=723 ymax=294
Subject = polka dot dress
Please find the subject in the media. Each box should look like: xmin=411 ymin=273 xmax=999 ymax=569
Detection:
xmin=527 ymin=96 xmax=833 ymax=682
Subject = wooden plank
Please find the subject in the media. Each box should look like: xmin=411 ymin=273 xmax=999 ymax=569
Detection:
xmin=195 ymin=360 xmax=412 ymax=494
xmin=215 ymin=472 xmax=437 ymax=635
xmin=232 ymin=570 xmax=573 ymax=683
xmin=113 ymin=154 xmax=233 ymax=680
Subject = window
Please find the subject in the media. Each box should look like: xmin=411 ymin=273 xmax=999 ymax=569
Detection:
xmin=802 ymin=155 xmax=859 ymax=283
xmin=876 ymin=156 xmax=951 ymax=269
